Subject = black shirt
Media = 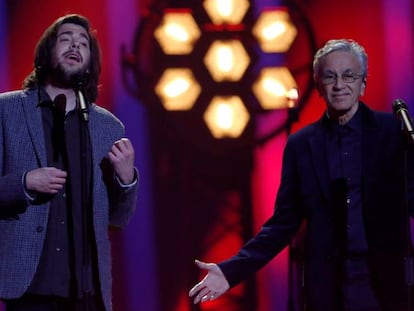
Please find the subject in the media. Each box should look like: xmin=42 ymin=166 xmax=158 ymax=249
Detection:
xmin=326 ymin=106 xmax=381 ymax=310
xmin=28 ymin=88 xmax=96 ymax=298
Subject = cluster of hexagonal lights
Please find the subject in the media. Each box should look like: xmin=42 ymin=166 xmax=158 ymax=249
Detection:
xmin=153 ymin=0 xmax=298 ymax=138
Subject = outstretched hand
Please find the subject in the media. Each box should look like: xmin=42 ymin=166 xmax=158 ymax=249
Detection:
xmin=188 ymin=259 xmax=230 ymax=304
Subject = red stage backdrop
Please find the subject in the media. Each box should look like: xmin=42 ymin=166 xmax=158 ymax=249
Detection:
xmin=0 ymin=0 xmax=413 ymax=311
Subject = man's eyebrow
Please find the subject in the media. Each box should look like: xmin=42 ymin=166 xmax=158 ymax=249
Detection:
xmin=57 ymin=30 xmax=90 ymax=41
xmin=322 ymin=69 xmax=356 ymax=74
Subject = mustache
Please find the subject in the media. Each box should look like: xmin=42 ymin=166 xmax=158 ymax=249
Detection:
xmin=62 ymin=50 xmax=82 ymax=62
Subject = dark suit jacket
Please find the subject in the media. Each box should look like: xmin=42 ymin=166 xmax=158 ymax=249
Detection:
xmin=219 ymin=103 xmax=414 ymax=311
xmin=0 ymin=88 xmax=138 ymax=311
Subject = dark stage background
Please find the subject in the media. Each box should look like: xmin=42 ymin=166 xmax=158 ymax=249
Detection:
xmin=0 ymin=0 xmax=413 ymax=310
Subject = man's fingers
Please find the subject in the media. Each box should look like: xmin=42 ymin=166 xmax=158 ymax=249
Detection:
xmin=25 ymin=167 xmax=68 ymax=193
xmin=195 ymin=259 xmax=211 ymax=270
xmin=189 ymin=282 xmax=201 ymax=297
xmin=194 ymin=289 xmax=219 ymax=304
xmin=195 ymin=287 xmax=210 ymax=300
xmin=112 ymin=138 xmax=133 ymax=154
xmin=109 ymin=139 xmax=135 ymax=165
xmin=190 ymin=259 xmax=225 ymax=304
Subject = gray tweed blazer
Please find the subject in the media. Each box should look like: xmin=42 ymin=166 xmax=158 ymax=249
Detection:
xmin=0 ymin=88 xmax=138 ymax=311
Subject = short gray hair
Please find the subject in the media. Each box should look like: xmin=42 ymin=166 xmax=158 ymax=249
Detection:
xmin=313 ymin=39 xmax=368 ymax=81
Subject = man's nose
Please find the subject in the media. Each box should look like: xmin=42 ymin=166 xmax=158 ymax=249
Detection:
xmin=71 ymin=40 xmax=80 ymax=49
xmin=333 ymin=76 xmax=346 ymax=88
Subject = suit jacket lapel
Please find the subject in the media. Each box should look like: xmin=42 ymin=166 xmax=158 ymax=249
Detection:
xmin=309 ymin=120 xmax=331 ymax=201
xmin=21 ymin=90 xmax=47 ymax=167
xmin=87 ymin=107 xmax=106 ymax=194
xmin=88 ymin=107 xmax=100 ymax=166
xmin=360 ymin=104 xmax=381 ymax=194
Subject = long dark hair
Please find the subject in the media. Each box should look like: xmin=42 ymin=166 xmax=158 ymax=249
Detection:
xmin=23 ymin=14 xmax=101 ymax=102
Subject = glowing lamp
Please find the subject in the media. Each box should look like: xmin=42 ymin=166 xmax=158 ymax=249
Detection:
xmin=155 ymin=68 xmax=201 ymax=110
xmin=203 ymin=0 xmax=250 ymax=25
xmin=204 ymin=40 xmax=250 ymax=82
xmin=154 ymin=11 xmax=201 ymax=55
xmin=252 ymin=9 xmax=297 ymax=53
xmin=252 ymin=67 xmax=298 ymax=109
xmin=203 ymin=96 xmax=250 ymax=138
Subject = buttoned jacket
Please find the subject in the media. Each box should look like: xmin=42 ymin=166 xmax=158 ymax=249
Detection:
xmin=219 ymin=103 xmax=414 ymax=311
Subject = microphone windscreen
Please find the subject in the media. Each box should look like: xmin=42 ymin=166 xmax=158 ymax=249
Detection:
xmin=71 ymin=73 xmax=88 ymax=90
xmin=392 ymin=99 xmax=407 ymax=115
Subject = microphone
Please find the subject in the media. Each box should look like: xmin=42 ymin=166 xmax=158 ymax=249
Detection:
xmin=72 ymin=73 xmax=89 ymax=122
xmin=392 ymin=99 xmax=414 ymax=142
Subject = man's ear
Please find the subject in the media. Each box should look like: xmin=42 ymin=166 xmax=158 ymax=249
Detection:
xmin=360 ymin=78 xmax=367 ymax=95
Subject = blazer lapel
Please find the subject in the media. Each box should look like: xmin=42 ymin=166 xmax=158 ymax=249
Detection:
xmin=88 ymin=107 xmax=101 ymax=164
xmin=87 ymin=107 xmax=106 ymax=193
xmin=309 ymin=121 xmax=331 ymax=201
xmin=21 ymin=90 xmax=47 ymax=167
xmin=360 ymin=105 xmax=381 ymax=192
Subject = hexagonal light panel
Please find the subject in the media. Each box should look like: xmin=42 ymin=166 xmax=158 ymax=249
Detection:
xmin=203 ymin=96 xmax=250 ymax=138
xmin=252 ymin=67 xmax=298 ymax=109
xmin=154 ymin=10 xmax=201 ymax=55
xmin=204 ymin=40 xmax=250 ymax=82
xmin=203 ymin=0 xmax=250 ymax=25
xmin=252 ymin=8 xmax=297 ymax=53
xmin=155 ymin=68 xmax=201 ymax=110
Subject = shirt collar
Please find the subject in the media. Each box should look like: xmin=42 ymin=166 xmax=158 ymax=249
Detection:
xmin=37 ymin=87 xmax=53 ymax=107
xmin=38 ymin=87 xmax=68 ymax=113
xmin=344 ymin=105 xmax=362 ymax=133
xmin=325 ymin=103 xmax=363 ymax=134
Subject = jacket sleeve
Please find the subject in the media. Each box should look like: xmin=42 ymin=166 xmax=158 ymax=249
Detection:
xmin=109 ymin=167 xmax=139 ymax=228
xmin=219 ymin=135 xmax=305 ymax=287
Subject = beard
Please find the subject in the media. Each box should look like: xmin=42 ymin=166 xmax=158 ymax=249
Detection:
xmin=48 ymin=61 xmax=88 ymax=89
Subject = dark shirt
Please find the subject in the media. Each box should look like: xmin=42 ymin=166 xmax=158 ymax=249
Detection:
xmin=326 ymin=106 xmax=381 ymax=310
xmin=28 ymin=88 xmax=96 ymax=298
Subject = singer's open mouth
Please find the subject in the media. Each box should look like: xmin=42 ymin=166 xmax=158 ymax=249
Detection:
xmin=64 ymin=52 xmax=81 ymax=62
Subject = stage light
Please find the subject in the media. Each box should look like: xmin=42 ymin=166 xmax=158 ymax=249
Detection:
xmin=125 ymin=3 xmax=315 ymax=141
xmin=154 ymin=10 xmax=201 ymax=55
xmin=154 ymin=68 xmax=201 ymax=110
xmin=204 ymin=39 xmax=250 ymax=82
xmin=252 ymin=67 xmax=298 ymax=109
xmin=203 ymin=96 xmax=250 ymax=138
xmin=123 ymin=3 xmax=316 ymax=311
xmin=252 ymin=8 xmax=297 ymax=53
xmin=286 ymin=88 xmax=299 ymax=108
xmin=203 ymin=0 xmax=250 ymax=25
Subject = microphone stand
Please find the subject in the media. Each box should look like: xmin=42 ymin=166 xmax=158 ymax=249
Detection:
xmin=74 ymin=81 xmax=92 ymax=311
xmin=402 ymin=146 xmax=413 ymax=311
xmin=394 ymin=99 xmax=414 ymax=311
